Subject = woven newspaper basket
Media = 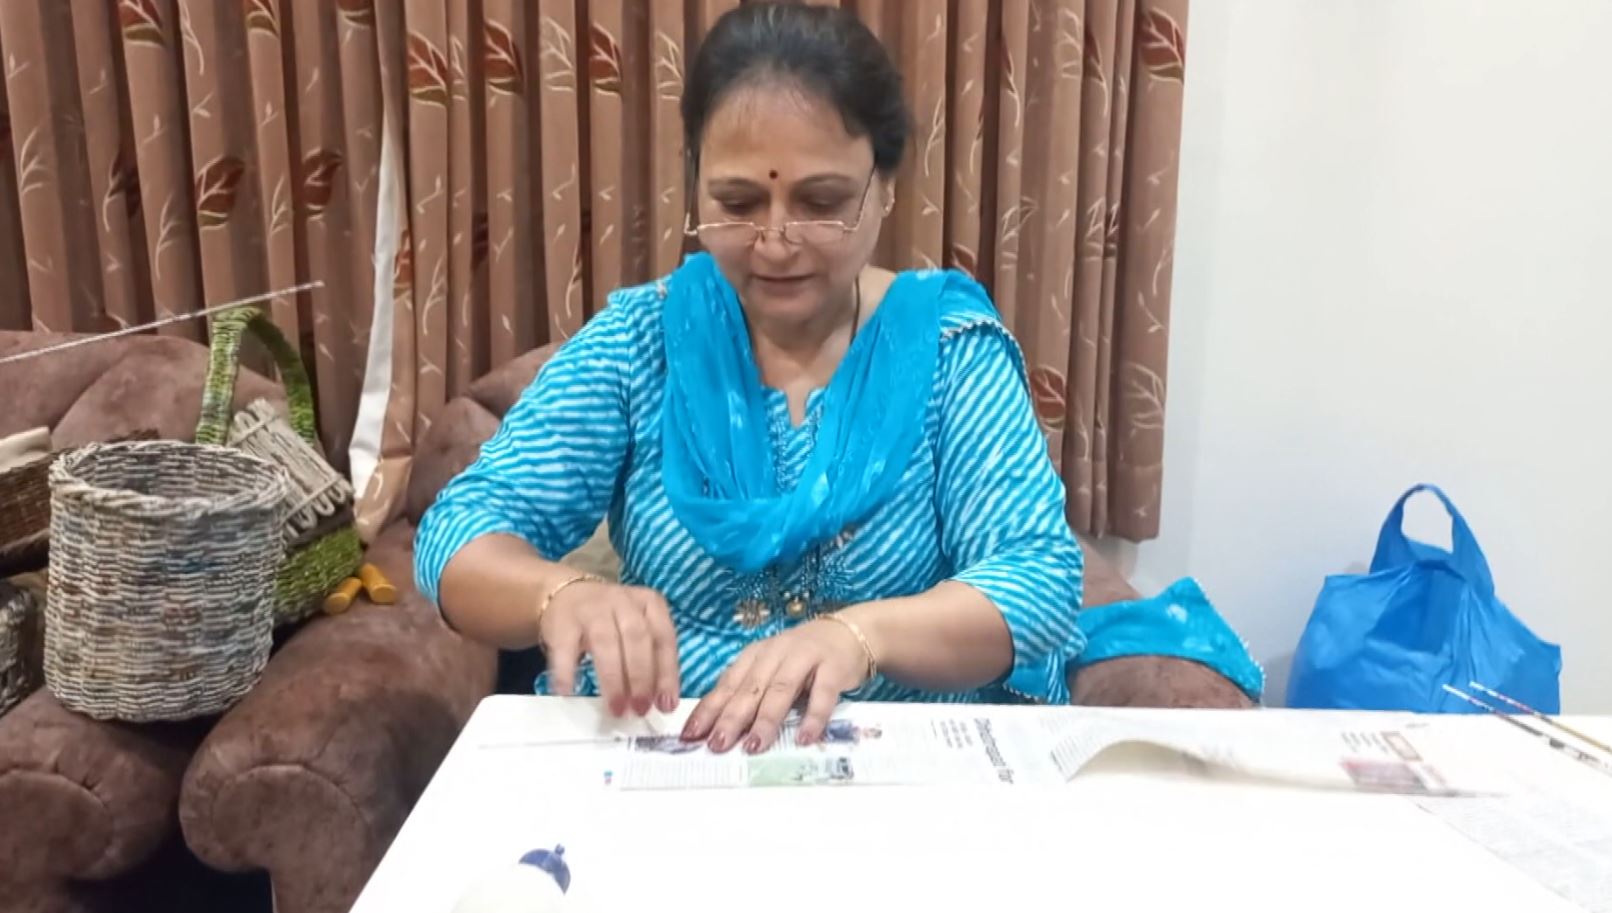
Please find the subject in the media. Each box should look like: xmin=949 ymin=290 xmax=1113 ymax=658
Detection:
xmin=0 ymin=429 xmax=158 ymax=576
xmin=0 ymin=579 xmax=42 ymax=717
xmin=0 ymin=429 xmax=52 ymax=575
xmin=195 ymin=307 xmax=363 ymax=627
xmin=44 ymin=440 xmax=288 ymax=721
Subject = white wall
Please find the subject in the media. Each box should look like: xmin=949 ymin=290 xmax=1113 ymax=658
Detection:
xmin=1102 ymin=0 xmax=1612 ymax=711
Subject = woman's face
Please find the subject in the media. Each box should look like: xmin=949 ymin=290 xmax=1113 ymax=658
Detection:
xmin=694 ymin=81 xmax=888 ymax=325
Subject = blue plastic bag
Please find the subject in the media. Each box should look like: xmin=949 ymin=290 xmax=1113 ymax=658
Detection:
xmin=1285 ymin=484 xmax=1562 ymax=713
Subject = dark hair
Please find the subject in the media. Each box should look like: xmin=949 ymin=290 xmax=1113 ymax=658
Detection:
xmin=682 ymin=2 xmax=911 ymax=176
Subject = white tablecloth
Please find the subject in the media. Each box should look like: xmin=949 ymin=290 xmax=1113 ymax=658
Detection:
xmin=350 ymin=696 xmax=1612 ymax=913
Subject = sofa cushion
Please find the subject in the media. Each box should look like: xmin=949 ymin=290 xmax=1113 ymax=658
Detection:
xmin=0 ymin=331 xmax=282 ymax=446
xmin=405 ymin=397 xmax=502 ymax=526
xmin=463 ymin=345 xmax=553 ymax=420
xmin=0 ymin=333 xmax=128 ymax=437
xmin=405 ymin=346 xmax=556 ymax=526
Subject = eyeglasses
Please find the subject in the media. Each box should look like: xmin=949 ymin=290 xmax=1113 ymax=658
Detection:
xmin=684 ymin=170 xmax=880 ymax=250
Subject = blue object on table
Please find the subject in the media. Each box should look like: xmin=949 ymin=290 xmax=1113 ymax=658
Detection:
xmin=519 ymin=845 xmax=571 ymax=894
xmin=1285 ymin=484 xmax=1562 ymax=713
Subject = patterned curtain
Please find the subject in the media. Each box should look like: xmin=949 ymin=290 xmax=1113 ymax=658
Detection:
xmin=0 ymin=0 xmax=1188 ymax=543
xmin=0 ymin=0 xmax=381 ymax=469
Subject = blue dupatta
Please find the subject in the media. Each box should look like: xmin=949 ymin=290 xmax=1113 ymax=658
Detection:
xmin=660 ymin=253 xmax=943 ymax=574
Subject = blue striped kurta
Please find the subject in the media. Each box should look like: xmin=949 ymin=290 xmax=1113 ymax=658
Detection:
xmin=415 ymin=269 xmax=1087 ymax=704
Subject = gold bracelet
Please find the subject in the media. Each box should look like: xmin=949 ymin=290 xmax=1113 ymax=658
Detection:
xmin=819 ymin=612 xmax=878 ymax=686
xmin=535 ymin=571 xmax=602 ymax=645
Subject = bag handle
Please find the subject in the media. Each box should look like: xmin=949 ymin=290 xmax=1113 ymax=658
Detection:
xmin=1371 ymin=483 xmax=1495 ymax=595
xmin=195 ymin=306 xmax=319 ymax=447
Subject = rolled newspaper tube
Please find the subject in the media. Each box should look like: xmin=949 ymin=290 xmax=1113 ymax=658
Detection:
xmin=323 ymin=577 xmax=363 ymax=615
xmin=358 ymin=563 xmax=397 ymax=604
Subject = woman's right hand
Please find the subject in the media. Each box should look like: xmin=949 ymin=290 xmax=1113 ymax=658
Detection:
xmin=540 ymin=579 xmax=681 ymax=717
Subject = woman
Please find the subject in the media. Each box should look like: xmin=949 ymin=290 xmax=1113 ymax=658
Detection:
xmin=417 ymin=3 xmax=1253 ymax=756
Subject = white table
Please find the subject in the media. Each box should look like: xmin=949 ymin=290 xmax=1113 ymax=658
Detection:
xmin=351 ymin=697 xmax=1612 ymax=913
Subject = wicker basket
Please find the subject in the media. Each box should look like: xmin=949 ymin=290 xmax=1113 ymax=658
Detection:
xmin=195 ymin=307 xmax=363 ymax=627
xmin=44 ymin=440 xmax=288 ymax=722
xmin=0 ymin=430 xmax=158 ymax=577
xmin=0 ymin=580 xmax=42 ymax=717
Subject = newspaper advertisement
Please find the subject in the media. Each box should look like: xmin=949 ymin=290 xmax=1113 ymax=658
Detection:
xmin=612 ymin=711 xmax=1063 ymax=790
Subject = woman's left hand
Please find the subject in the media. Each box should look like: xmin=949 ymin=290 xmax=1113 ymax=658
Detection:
xmin=680 ymin=616 xmax=872 ymax=753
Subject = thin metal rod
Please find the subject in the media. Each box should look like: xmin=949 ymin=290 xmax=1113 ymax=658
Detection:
xmin=1442 ymin=685 xmax=1612 ymax=780
xmin=0 ymin=281 xmax=325 ymax=367
xmin=1467 ymin=680 xmax=1612 ymax=756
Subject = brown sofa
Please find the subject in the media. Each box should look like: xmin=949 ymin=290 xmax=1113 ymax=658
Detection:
xmin=1 ymin=334 xmax=1246 ymax=913
xmin=0 ymin=330 xmax=495 ymax=913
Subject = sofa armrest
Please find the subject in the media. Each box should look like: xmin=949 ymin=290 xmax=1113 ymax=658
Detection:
xmin=1069 ymin=656 xmax=1255 ymax=709
xmin=178 ymin=521 xmax=496 ymax=913
xmin=1066 ymin=541 xmax=1252 ymax=709
xmin=0 ymin=690 xmax=205 ymax=886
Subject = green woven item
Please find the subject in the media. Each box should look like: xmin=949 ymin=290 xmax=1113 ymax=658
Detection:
xmin=197 ymin=307 xmax=363 ymax=627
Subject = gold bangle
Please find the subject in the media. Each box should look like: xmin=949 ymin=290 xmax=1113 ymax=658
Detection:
xmin=819 ymin=612 xmax=878 ymax=686
xmin=536 ymin=571 xmax=602 ymax=644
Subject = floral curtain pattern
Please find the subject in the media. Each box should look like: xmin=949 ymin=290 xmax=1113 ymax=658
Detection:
xmin=0 ymin=0 xmax=1188 ymax=543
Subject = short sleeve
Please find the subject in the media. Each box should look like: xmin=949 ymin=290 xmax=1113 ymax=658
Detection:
xmin=413 ymin=299 xmax=641 ymax=607
xmin=934 ymin=316 xmax=1086 ymax=704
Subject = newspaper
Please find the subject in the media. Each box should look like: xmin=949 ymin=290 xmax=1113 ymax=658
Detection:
xmin=609 ymin=706 xmax=1499 ymax=795
xmin=1042 ymin=712 xmax=1506 ymax=796
xmin=566 ymin=702 xmax=1611 ymax=909
xmin=1412 ymin=726 xmax=1612 ymax=913
xmin=613 ymin=711 xmax=1063 ymax=790
xmin=1416 ymin=791 xmax=1612 ymax=913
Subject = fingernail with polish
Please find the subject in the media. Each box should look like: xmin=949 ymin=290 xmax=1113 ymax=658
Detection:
xmin=708 ymin=732 xmax=728 ymax=752
xmin=657 ymin=692 xmax=677 ymax=713
xmin=744 ymin=735 xmax=762 ymax=754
